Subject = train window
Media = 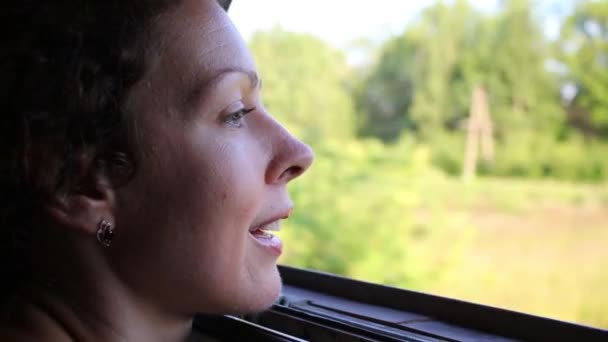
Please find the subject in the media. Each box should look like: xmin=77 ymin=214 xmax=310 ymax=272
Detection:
xmin=230 ymin=0 xmax=608 ymax=330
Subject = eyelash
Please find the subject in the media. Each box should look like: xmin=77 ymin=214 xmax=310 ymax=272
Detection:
xmin=223 ymin=106 xmax=256 ymax=128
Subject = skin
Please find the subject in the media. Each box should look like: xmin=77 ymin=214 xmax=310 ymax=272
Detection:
xmin=0 ymin=0 xmax=313 ymax=341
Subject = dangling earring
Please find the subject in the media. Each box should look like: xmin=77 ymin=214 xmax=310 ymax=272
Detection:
xmin=96 ymin=219 xmax=114 ymax=247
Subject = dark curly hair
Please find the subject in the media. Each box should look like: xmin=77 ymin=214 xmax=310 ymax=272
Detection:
xmin=0 ymin=0 xmax=232 ymax=310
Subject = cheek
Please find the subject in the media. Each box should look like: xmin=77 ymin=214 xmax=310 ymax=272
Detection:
xmin=113 ymin=125 xmax=276 ymax=313
xmin=200 ymin=146 xmax=263 ymax=223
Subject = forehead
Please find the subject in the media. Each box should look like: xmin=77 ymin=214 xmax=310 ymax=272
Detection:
xmin=164 ymin=0 xmax=251 ymax=62
xmin=144 ymin=0 xmax=256 ymax=109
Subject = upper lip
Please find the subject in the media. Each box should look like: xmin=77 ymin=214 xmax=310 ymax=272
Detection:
xmin=249 ymin=207 xmax=293 ymax=231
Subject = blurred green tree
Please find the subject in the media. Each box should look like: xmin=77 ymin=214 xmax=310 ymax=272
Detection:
xmin=558 ymin=0 xmax=608 ymax=139
xmin=249 ymin=28 xmax=356 ymax=145
xmin=354 ymin=0 xmax=602 ymax=180
xmin=355 ymin=0 xmax=486 ymax=142
xmin=487 ymin=0 xmax=564 ymax=134
xmin=249 ymin=28 xmax=471 ymax=287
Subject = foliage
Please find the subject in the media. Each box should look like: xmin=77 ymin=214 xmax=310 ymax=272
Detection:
xmin=353 ymin=33 xmax=418 ymax=141
xmin=249 ymin=30 xmax=472 ymax=288
xmin=249 ymin=28 xmax=356 ymax=144
xmin=246 ymin=0 xmax=608 ymax=328
xmin=489 ymin=132 xmax=608 ymax=181
xmin=355 ymin=0 xmax=606 ymax=182
xmin=558 ymin=0 xmax=608 ymax=137
xmin=281 ymin=138 xmax=473 ymax=289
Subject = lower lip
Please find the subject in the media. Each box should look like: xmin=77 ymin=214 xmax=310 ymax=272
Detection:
xmin=249 ymin=232 xmax=283 ymax=257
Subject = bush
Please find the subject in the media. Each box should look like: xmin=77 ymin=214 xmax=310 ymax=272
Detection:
xmin=281 ymin=137 xmax=472 ymax=289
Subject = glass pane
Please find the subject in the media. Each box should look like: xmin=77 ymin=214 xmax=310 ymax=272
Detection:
xmin=230 ymin=0 xmax=608 ymax=329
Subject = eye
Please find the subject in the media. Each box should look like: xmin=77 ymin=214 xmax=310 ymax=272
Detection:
xmin=222 ymin=106 xmax=256 ymax=128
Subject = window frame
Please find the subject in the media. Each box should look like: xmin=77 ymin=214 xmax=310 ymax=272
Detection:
xmin=194 ymin=266 xmax=608 ymax=341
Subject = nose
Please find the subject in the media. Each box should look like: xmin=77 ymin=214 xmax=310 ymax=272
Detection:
xmin=265 ymin=123 xmax=314 ymax=185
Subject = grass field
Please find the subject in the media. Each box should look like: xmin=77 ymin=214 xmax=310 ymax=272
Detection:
xmin=282 ymin=172 xmax=608 ymax=329
xmin=413 ymin=178 xmax=608 ymax=328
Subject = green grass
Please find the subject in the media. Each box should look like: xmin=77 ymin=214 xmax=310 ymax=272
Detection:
xmin=407 ymin=177 xmax=608 ymax=328
xmin=283 ymin=176 xmax=608 ymax=328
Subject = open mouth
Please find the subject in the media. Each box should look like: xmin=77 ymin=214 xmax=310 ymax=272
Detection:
xmin=249 ymin=220 xmax=283 ymax=255
xmin=249 ymin=220 xmax=281 ymax=238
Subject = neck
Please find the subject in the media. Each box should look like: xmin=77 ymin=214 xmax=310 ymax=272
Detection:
xmin=3 ymin=235 xmax=195 ymax=342
xmin=3 ymin=288 xmax=194 ymax=342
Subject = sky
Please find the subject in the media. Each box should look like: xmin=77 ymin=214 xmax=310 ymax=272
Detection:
xmin=229 ymin=0 xmax=570 ymax=50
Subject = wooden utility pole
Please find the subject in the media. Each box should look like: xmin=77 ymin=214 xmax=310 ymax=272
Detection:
xmin=463 ymin=85 xmax=494 ymax=180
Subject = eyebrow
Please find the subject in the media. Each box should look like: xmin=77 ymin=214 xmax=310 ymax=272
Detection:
xmin=184 ymin=67 xmax=261 ymax=110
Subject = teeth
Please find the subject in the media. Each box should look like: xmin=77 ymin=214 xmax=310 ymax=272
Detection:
xmin=250 ymin=219 xmax=284 ymax=234
xmin=262 ymin=220 xmax=281 ymax=232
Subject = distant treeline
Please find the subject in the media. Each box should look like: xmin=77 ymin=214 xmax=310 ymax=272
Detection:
xmin=250 ymin=0 xmax=608 ymax=182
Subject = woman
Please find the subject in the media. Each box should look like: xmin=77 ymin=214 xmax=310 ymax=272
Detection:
xmin=0 ymin=0 xmax=313 ymax=340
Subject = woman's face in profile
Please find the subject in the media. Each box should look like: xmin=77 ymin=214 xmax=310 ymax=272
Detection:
xmin=108 ymin=0 xmax=313 ymax=314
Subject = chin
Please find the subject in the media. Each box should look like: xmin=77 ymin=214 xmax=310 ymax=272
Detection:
xmin=232 ymin=264 xmax=283 ymax=314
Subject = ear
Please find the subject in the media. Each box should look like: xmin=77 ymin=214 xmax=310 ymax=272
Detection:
xmin=44 ymin=162 xmax=116 ymax=236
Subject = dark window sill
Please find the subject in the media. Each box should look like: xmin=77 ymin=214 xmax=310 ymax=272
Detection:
xmin=194 ymin=265 xmax=608 ymax=341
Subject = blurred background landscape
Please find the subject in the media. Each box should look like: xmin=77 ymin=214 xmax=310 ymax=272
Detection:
xmin=232 ymin=0 xmax=608 ymax=328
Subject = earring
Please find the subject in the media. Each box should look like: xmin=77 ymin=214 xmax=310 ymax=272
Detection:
xmin=96 ymin=219 xmax=114 ymax=247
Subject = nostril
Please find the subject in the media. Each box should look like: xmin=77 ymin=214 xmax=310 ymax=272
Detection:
xmin=281 ymin=165 xmax=304 ymax=182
